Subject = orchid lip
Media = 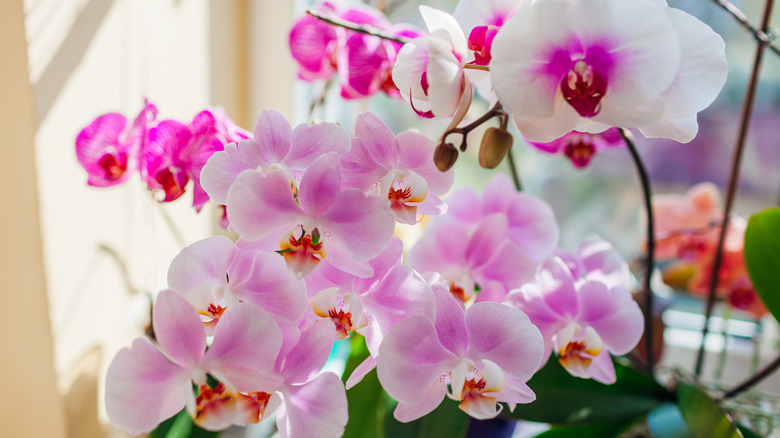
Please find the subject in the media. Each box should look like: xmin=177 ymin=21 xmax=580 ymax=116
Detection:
xmin=560 ymin=60 xmax=608 ymax=118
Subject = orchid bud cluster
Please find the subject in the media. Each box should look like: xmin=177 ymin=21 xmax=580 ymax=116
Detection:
xmin=105 ymin=109 xmax=644 ymax=436
xmin=75 ymin=100 xmax=249 ymax=218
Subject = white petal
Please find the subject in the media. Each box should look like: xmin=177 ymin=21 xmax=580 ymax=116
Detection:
xmin=419 ymin=6 xmax=468 ymax=57
xmin=393 ymin=38 xmax=431 ymax=102
xmin=480 ymin=359 xmax=505 ymax=393
xmin=427 ymin=39 xmax=466 ymax=117
xmin=639 ymin=114 xmax=699 ymax=143
xmin=454 ymin=0 xmax=531 ymax=33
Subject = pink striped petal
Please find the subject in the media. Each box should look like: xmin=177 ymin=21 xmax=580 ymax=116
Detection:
xmin=226 ymin=169 xmax=303 ymax=241
xmin=277 ymin=373 xmax=348 ymax=438
xmin=254 ymin=110 xmax=293 ymax=164
xmin=153 ymin=290 xmax=206 ymax=368
xmin=298 ymin=153 xmax=342 ymax=217
xmin=105 ymin=338 xmax=191 ymax=435
xmin=167 ymin=236 xmax=234 ymax=293
xmin=577 ymin=281 xmax=643 ymax=355
xmin=286 ymin=122 xmax=351 ymax=170
xmin=280 ymin=319 xmax=336 ymax=384
xmin=200 ymin=139 xmax=262 ymax=204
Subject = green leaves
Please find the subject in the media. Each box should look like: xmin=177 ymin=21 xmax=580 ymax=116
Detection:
xmin=744 ymin=207 xmax=780 ymax=324
xmin=505 ymin=357 xmax=672 ymax=425
xmin=676 ymin=384 xmax=742 ymax=438
xmin=149 ymin=409 xmax=219 ymax=438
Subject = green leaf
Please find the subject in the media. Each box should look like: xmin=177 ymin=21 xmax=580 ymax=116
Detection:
xmin=505 ymin=357 xmax=673 ymax=425
xmin=744 ymin=208 xmax=780 ymax=325
xmin=342 ymin=335 xmax=386 ymax=438
xmin=533 ymin=420 xmax=638 ymax=437
xmin=736 ymin=424 xmax=763 ymax=438
xmin=149 ymin=409 xmax=219 ymax=438
xmin=676 ymin=383 xmax=742 ymax=438
xmin=383 ymin=397 xmax=471 ymax=438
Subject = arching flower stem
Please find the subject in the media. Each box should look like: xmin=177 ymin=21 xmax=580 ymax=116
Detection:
xmin=441 ymin=103 xmax=508 ymax=153
xmin=305 ymin=8 xmax=409 ymax=44
xmin=695 ymin=0 xmax=775 ymax=377
xmin=620 ymin=127 xmax=655 ymax=376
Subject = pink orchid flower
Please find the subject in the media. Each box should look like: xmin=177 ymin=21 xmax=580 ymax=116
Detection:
xmin=408 ymin=213 xmax=535 ymax=305
xmin=144 ymin=110 xmax=225 ymax=210
xmin=393 ymin=6 xmax=471 ymax=118
xmin=490 ymin=0 xmax=726 ymax=143
xmin=445 ymin=173 xmax=560 ymax=260
xmin=341 ymin=112 xmax=454 ymax=224
xmin=226 ymin=152 xmax=396 ymax=278
xmin=507 ymin=257 xmax=643 ymax=384
xmin=200 ymin=110 xmax=350 ymax=206
xmin=105 ymin=290 xmax=284 ymax=434
xmin=526 ymin=128 xmax=623 ymax=168
xmin=377 ymin=285 xmax=544 ymax=421
xmin=75 ymin=99 xmax=157 ymax=187
xmin=166 ymin=236 xmax=308 ymax=333
xmin=289 ymin=2 xmax=341 ymax=82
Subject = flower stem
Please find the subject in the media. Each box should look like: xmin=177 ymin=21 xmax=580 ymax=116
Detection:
xmin=694 ymin=0 xmax=775 ymax=377
xmin=710 ymin=0 xmax=780 ymax=56
xmin=506 ymin=149 xmax=523 ymax=191
xmin=720 ymin=353 xmax=780 ymax=399
xmin=620 ymin=127 xmax=655 ymax=375
xmin=463 ymin=64 xmax=490 ymax=72
xmin=306 ymin=8 xmax=409 ymax=45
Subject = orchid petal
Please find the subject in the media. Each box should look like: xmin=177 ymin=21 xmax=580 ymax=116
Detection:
xmin=281 ymin=320 xmax=337 ymax=384
xmin=227 ymin=169 xmax=303 ymax=241
xmin=277 ymin=373 xmax=348 ymax=438
xmin=254 ymin=110 xmax=293 ymax=164
xmin=153 ymin=290 xmax=206 ymax=367
xmin=298 ymin=153 xmax=342 ymax=217
xmin=577 ymin=282 xmax=643 ymax=355
xmin=168 ymin=236 xmax=234 ymax=293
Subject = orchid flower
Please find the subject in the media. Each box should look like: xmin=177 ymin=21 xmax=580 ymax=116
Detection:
xmin=553 ymin=235 xmax=632 ymax=290
xmin=341 ymin=112 xmax=454 ymax=224
xmin=445 ymin=173 xmax=560 ymax=260
xmin=289 ymin=2 xmax=341 ymax=82
xmin=507 ymin=257 xmax=643 ymax=384
xmin=105 ymin=290 xmax=284 ymax=434
xmin=166 ymin=236 xmax=308 ymax=333
xmin=490 ymin=0 xmax=726 ymax=143
xmin=377 ymin=284 xmax=544 ymax=421
xmin=226 ymin=152 xmax=396 ymax=278
xmin=200 ymin=110 xmax=350 ymax=206
xmin=393 ymin=6 xmax=471 ymax=118
xmin=408 ymin=213 xmax=535 ymax=304
xmin=144 ymin=110 xmax=225 ymax=210
xmin=75 ymin=99 xmax=157 ymax=187
xmin=526 ymin=128 xmax=623 ymax=168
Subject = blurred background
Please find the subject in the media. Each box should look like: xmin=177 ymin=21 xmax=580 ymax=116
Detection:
xmin=1 ymin=0 xmax=779 ymax=436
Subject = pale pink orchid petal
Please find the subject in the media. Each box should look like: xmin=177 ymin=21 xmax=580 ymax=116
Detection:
xmin=377 ymin=314 xmax=460 ymax=405
xmin=512 ymin=103 xmax=581 ymax=143
xmin=432 ymin=283 xmax=470 ymax=355
xmin=465 ymin=303 xmax=544 ymax=382
xmin=639 ymin=114 xmax=699 ymax=143
xmin=577 ymin=236 xmax=631 ymax=289
xmin=105 ymin=338 xmax=192 ymax=435
xmin=203 ymin=302 xmax=285 ymax=393
xmin=395 ymin=131 xmax=454 ymax=195
xmin=588 ymin=350 xmax=618 ymax=384
xmin=280 ymin=320 xmax=337 ymax=384
xmin=361 ymin=265 xmax=437 ymax=335
xmin=393 ymin=390 xmax=449 ymax=423
xmin=318 ymin=189 xmax=396 ymax=266
xmin=298 ymin=153 xmax=342 ymax=217
xmin=506 ymin=284 xmax=570 ymax=340
xmin=499 ymin=377 xmax=537 ymax=411
xmin=352 ymin=236 xmax=404 ymax=293
xmin=276 ymin=372 xmax=348 ymax=438
xmin=354 ymin=112 xmax=400 ymax=168
xmin=286 ymin=122 xmax=351 ymax=169
xmin=226 ymin=170 xmax=303 ymax=242
xmin=200 ymin=139 xmax=261 ymax=204
xmin=465 ymin=214 xmax=510 ymax=268
xmin=153 ymin=290 xmax=207 ymax=368
xmin=408 ymin=221 xmax=470 ymax=272
xmin=577 ymin=281 xmax=643 ymax=355
xmin=536 ymin=258 xmax=579 ymax=319
xmin=167 ymin=236 xmax=234 ymax=293
xmin=345 ymin=355 xmax=378 ymax=390
xmin=254 ymin=110 xmax=293 ymax=164
xmin=228 ymin=249 xmax=308 ymax=323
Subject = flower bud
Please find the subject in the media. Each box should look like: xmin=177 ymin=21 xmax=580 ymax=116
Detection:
xmin=478 ymin=127 xmax=513 ymax=169
xmin=434 ymin=142 xmax=458 ymax=172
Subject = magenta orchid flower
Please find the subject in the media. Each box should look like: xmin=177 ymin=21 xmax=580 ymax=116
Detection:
xmin=289 ymin=2 xmax=341 ymax=82
xmin=526 ymin=128 xmax=623 ymax=168
xmin=507 ymin=257 xmax=643 ymax=384
xmin=341 ymin=112 xmax=454 ymax=224
xmin=226 ymin=152 xmax=395 ymax=278
xmin=144 ymin=110 xmax=225 ymax=210
xmin=200 ymin=110 xmax=350 ymax=206
xmin=166 ymin=236 xmax=308 ymax=333
xmin=445 ymin=173 xmax=560 ymax=260
xmin=490 ymin=0 xmax=726 ymax=143
xmin=393 ymin=6 xmax=472 ymax=118
xmin=75 ymin=99 xmax=157 ymax=187
xmin=377 ymin=285 xmax=544 ymax=421
xmin=105 ymin=290 xmax=284 ymax=434
xmin=408 ymin=213 xmax=535 ymax=304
